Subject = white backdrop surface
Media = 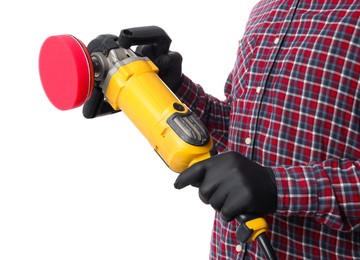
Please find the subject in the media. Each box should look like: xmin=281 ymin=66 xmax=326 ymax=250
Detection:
xmin=1 ymin=1 xmax=258 ymax=259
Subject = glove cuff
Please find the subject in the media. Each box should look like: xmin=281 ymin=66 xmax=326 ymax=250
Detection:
xmin=266 ymin=167 xmax=278 ymax=213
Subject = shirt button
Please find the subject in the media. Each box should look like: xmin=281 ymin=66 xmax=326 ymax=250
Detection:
xmin=236 ymin=244 xmax=243 ymax=252
xmin=274 ymin=37 xmax=280 ymax=45
xmin=256 ymin=87 xmax=261 ymax=94
xmin=245 ymin=137 xmax=252 ymax=145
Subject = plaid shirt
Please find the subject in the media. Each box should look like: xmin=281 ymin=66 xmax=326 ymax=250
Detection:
xmin=176 ymin=0 xmax=360 ymax=259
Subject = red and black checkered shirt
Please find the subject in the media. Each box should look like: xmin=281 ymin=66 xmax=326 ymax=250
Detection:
xmin=176 ymin=0 xmax=360 ymax=259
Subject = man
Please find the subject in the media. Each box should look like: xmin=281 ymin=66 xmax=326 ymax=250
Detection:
xmin=137 ymin=0 xmax=360 ymax=259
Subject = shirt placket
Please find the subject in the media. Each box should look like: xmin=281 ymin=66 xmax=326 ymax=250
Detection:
xmin=247 ymin=0 xmax=301 ymax=161
xmin=236 ymin=0 xmax=302 ymax=258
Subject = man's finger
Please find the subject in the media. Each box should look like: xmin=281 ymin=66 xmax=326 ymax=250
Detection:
xmin=174 ymin=163 xmax=206 ymax=189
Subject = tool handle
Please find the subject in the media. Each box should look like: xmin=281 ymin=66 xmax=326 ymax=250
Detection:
xmin=235 ymin=215 xmax=277 ymax=260
xmin=235 ymin=214 xmax=266 ymax=242
xmin=118 ymin=26 xmax=171 ymax=55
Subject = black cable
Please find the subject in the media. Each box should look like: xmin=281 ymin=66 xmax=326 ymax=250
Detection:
xmin=256 ymin=233 xmax=278 ymax=260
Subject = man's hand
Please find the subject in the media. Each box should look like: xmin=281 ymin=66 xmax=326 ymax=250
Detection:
xmin=174 ymin=151 xmax=277 ymax=222
xmin=136 ymin=44 xmax=183 ymax=92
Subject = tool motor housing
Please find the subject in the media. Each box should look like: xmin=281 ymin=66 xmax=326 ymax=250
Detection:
xmin=97 ymin=47 xmax=214 ymax=172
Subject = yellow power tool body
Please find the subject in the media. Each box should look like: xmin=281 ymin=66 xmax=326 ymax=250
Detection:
xmin=92 ymin=47 xmax=214 ymax=173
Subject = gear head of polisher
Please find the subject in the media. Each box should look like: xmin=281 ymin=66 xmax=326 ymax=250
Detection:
xmin=39 ymin=35 xmax=94 ymax=110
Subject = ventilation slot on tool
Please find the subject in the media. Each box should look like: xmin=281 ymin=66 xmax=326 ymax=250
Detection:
xmin=167 ymin=112 xmax=210 ymax=146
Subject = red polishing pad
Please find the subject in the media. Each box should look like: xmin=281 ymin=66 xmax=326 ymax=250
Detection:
xmin=39 ymin=35 xmax=94 ymax=110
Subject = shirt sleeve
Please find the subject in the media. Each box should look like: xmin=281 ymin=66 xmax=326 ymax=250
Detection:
xmin=175 ymin=74 xmax=232 ymax=153
xmin=272 ymin=158 xmax=360 ymax=232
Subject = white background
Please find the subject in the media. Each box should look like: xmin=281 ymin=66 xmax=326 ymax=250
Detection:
xmin=1 ymin=1 xmax=258 ymax=259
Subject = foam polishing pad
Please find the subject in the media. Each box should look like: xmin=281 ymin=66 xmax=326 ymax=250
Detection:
xmin=39 ymin=35 xmax=94 ymax=110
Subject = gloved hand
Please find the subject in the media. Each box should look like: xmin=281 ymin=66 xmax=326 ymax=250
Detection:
xmin=174 ymin=151 xmax=277 ymax=222
xmin=136 ymin=44 xmax=183 ymax=92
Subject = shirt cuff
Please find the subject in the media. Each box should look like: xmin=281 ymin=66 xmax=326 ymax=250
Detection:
xmin=272 ymin=165 xmax=318 ymax=216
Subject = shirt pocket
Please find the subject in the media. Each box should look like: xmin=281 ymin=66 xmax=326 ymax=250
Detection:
xmin=231 ymin=35 xmax=257 ymax=99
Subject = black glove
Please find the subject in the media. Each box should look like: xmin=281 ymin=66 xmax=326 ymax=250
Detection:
xmin=174 ymin=151 xmax=277 ymax=222
xmin=136 ymin=44 xmax=183 ymax=92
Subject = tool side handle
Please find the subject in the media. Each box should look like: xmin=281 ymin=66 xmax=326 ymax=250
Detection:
xmin=119 ymin=26 xmax=171 ymax=55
